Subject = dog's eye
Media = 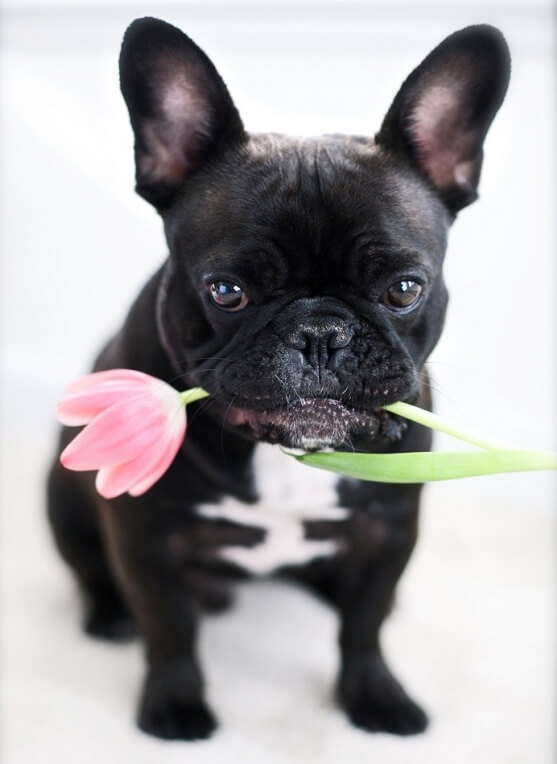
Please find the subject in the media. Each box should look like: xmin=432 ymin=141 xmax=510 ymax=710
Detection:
xmin=383 ymin=280 xmax=423 ymax=310
xmin=208 ymin=282 xmax=248 ymax=312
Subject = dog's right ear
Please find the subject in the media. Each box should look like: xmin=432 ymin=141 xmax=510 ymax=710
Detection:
xmin=119 ymin=18 xmax=246 ymax=209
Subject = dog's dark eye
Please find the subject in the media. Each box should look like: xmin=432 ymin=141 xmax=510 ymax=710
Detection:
xmin=383 ymin=280 xmax=423 ymax=311
xmin=208 ymin=282 xmax=248 ymax=311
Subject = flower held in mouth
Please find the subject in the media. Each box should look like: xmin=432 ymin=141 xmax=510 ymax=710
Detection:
xmin=57 ymin=370 xmax=556 ymax=497
xmin=57 ymin=369 xmax=209 ymax=499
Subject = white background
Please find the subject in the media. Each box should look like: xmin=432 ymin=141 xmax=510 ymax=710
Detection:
xmin=1 ymin=2 xmax=555 ymax=763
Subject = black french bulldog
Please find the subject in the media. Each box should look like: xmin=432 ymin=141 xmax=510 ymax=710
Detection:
xmin=47 ymin=18 xmax=510 ymax=741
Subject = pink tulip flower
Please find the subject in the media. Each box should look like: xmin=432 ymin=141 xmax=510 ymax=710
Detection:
xmin=57 ymin=369 xmax=209 ymax=499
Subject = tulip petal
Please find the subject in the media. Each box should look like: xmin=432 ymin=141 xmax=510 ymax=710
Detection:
xmin=94 ymin=445 xmax=161 ymax=499
xmin=95 ymin=409 xmax=186 ymax=498
xmin=60 ymin=394 xmax=170 ymax=471
xmin=95 ymin=459 xmax=142 ymax=499
xmin=64 ymin=368 xmax=155 ymax=395
xmin=57 ymin=387 xmax=155 ymax=426
xmin=128 ymin=418 xmax=186 ymax=496
xmin=58 ymin=369 xmax=161 ymax=426
xmin=58 ymin=369 xmax=183 ymax=426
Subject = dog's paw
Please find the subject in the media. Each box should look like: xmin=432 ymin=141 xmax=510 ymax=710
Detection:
xmin=138 ymin=696 xmax=217 ymax=741
xmin=137 ymin=660 xmax=218 ymax=741
xmin=338 ymin=655 xmax=428 ymax=736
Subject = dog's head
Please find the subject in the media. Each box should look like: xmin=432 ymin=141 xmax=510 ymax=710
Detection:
xmin=119 ymin=18 xmax=509 ymax=449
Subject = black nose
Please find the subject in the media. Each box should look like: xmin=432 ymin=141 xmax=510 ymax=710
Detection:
xmin=285 ymin=320 xmax=354 ymax=370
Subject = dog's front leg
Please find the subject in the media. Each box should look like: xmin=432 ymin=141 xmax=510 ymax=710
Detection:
xmin=336 ymin=483 xmax=428 ymax=736
xmin=99 ymin=500 xmax=217 ymax=741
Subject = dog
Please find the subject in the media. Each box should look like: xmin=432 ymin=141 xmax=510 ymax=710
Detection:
xmin=47 ymin=17 xmax=510 ymax=740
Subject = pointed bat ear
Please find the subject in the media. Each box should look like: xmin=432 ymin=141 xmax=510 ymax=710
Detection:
xmin=375 ymin=25 xmax=510 ymax=213
xmin=119 ymin=17 xmax=246 ymax=209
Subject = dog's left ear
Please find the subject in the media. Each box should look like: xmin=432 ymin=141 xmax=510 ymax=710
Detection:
xmin=375 ymin=25 xmax=510 ymax=213
xmin=119 ymin=17 xmax=246 ymax=209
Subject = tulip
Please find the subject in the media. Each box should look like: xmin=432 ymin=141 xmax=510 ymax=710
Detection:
xmin=57 ymin=370 xmax=556 ymax=498
xmin=57 ymin=369 xmax=209 ymax=499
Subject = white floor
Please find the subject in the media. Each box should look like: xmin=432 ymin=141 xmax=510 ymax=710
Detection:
xmin=2 ymin=2 xmax=555 ymax=762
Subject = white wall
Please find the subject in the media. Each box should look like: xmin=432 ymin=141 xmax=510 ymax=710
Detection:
xmin=1 ymin=1 xmax=555 ymax=505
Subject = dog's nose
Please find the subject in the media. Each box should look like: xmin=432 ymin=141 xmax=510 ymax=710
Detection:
xmin=285 ymin=321 xmax=353 ymax=369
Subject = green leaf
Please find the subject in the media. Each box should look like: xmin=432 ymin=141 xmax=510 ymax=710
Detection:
xmin=292 ymin=449 xmax=557 ymax=484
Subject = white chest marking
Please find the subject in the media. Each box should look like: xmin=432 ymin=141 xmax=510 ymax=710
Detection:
xmin=196 ymin=444 xmax=349 ymax=575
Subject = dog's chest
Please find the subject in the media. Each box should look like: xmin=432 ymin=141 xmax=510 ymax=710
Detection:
xmin=196 ymin=444 xmax=349 ymax=574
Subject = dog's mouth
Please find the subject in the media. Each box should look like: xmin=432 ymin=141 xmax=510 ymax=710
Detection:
xmin=222 ymin=398 xmax=405 ymax=450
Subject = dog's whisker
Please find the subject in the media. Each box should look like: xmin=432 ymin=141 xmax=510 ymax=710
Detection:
xmin=220 ymin=395 xmax=240 ymax=455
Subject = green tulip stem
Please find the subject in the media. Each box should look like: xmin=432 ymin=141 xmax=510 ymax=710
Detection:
xmin=178 ymin=387 xmax=211 ymax=406
xmin=383 ymin=401 xmax=516 ymax=451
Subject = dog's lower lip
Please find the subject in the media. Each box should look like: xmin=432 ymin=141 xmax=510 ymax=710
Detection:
xmin=224 ymin=407 xmax=251 ymax=426
xmin=224 ymin=398 xmax=377 ymax=425
xmin=220 ymin=397 xmax=385 ymax=449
